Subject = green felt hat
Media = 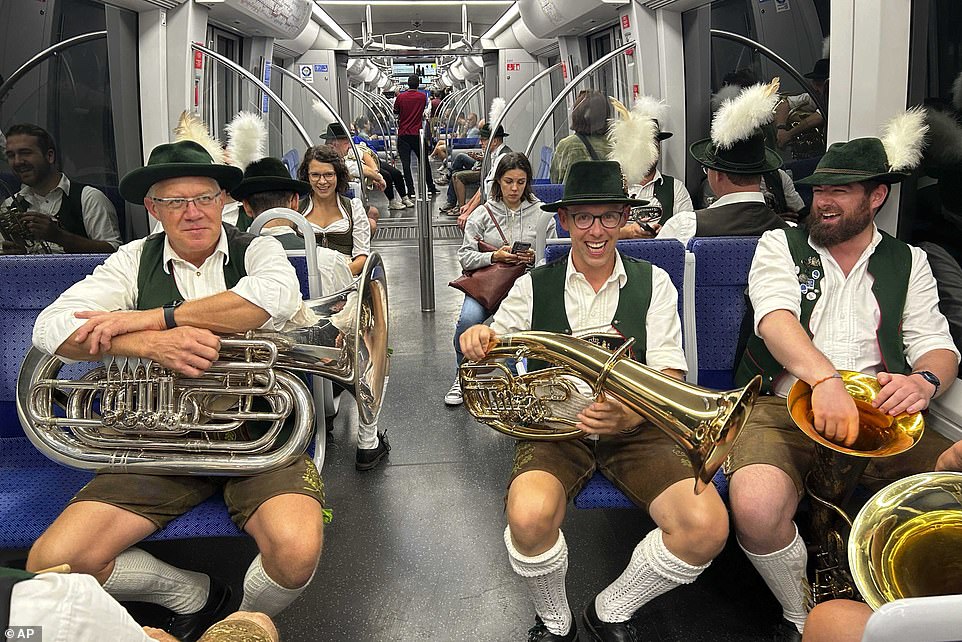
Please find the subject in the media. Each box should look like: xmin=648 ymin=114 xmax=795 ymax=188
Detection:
xmin=689 ymin=131 xmax=783 ymax=175
xmin=230 ymin=157 xmax=311 ymax=201
xmin=540 ymin=160 xmax=648 ymax=212
xmin=796 ymin=138 xmax=909 ymax=185
xmin=120 ymin=140 xmax=243 ymax=203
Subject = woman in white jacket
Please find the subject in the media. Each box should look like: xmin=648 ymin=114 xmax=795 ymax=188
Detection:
xmin=444 ymin=152 xmax=556 ymax=405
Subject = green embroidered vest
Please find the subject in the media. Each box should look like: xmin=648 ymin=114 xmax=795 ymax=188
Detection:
xmin=529 ymin=253 xmax=652 ymax=369
xmin=735 ymin=227 xmax=912 ymax=393
xmin=136 ymin=225 xmax=254 ymax=309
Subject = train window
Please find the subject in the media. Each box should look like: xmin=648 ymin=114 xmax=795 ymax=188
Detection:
xmin=902 ymin=0 xmax=962 ymax=359
xmin=0 ymin=0 xmax=120 ymax=187
xmin=208 ymin=28 xmax=243 ymax=144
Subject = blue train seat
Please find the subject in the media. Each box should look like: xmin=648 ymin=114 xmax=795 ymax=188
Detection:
xmin=536 ymin=145 xmax=553 ymax=181
xmin=450 ymin=137 xmax=480 ymax=149
xmin=686 ymin=236 xmax=760 ymax=390
xmin=531 ymin=183 xmax=564 ymax=208
xmin=282 ymin=149 xmax=300 ymax=179
xmin=0 ymin=253 xmax=336 ymax=549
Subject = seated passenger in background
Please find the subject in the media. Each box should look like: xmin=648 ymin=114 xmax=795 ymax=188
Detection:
xmin=231 ymin=156 xmax=353 ymax=295
xmin=698 ymin=167 xmax=806 ymax=223
xmin=727 ymin=114 xmax=959 ymax=640
xmin=321 ymin=123 xmax=384 ymax=230
xmin=1 ymin=123 xmax=121 ymax=253
xmin=25 ymin=140 xmax=326 ymax=641
xmin=352 ymin=115 xmax=378 ymax=142
xmin=297 ymin=145 xmax=372 ymax=277
xmin=549 ymin=91 xmax=614 ymax=184
xmin=658 ymin=81 xmax=788 ymax=246
xmin=443 ymin=152 xmax=555 ymax=406
xmin=460 ymin=161 xmax=728 ymax=642
xmin=607 ymin=96 xmax=693 ymax=239
xmin=296 ymin=144 xmax=390 ymax=470
xmin=774 ymin=58 xmax=828 ymax=158
xmin=454 ymin=123 xmax=512 ymax=223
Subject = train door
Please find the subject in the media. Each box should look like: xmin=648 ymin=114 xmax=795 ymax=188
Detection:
xmin=207 ymin=28 xmax=243 ymax=143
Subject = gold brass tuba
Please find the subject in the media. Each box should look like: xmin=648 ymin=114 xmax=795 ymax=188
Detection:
xmin=16 ymin=253 xmax=389 ymax=476
xmin=787 ymin=370 xmax=924 ymax=603
xmin=849 ymin=471 xmax=962 ymax=610
xmin=460 ymin=331 xmax=761 ymax=494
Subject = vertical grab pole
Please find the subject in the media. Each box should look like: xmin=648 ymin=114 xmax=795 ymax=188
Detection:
xmin=417 ymin=121 xmax=435 ymax=312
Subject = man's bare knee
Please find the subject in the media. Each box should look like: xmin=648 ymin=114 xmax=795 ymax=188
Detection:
xmin=730 ymin=465 xmax=798 ymax=549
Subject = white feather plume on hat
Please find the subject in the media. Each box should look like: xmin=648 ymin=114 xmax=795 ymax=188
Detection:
xmin=608 ymin=96 xmax=666 ymax=185
xmin=173 ymin=110 xmax=224 ymax=164
xmin=488 ymin=97 xmax=506 ymax=129
xmin=880 ymin=106 xmax=928 ymax=172
xmin=311 ymin=99 xmax=333 ymax=121
xmin=710 ymin=79 xmax=780 ymax=149
xmin=225 ymin=111 xmax=267 ymax=170
xmin=923 ymin=108 xmax=962 ymax=166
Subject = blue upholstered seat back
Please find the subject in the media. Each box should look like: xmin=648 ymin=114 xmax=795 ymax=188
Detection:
xmin=688 ymin=236 xmax=760 ymax=390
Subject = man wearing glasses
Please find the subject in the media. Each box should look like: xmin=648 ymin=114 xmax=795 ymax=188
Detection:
xmin=27 ymin=141 xmax=325 ymax=640
xmin=460 ymin=160 xmax=728 ymax=642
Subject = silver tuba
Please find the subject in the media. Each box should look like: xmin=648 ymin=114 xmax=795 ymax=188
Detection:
xmin=460 ymin=331 xmax=761 ymax=494
xmin=16 ymin=253 xmax=389 ymax=476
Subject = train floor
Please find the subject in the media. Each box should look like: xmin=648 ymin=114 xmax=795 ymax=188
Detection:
xmin=3 ymin=185 xmax=788 ymax=641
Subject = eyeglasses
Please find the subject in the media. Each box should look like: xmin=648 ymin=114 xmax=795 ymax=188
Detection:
xmin=309 ymin=172 xmax=338 ymax=182
xmin=149 ymin=191 xmax=222 ymax=214
xmin=567 ymin=210 xmax=624 ymax=230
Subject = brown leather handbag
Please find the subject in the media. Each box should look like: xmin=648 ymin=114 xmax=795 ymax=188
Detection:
xmin=448 ymin=205 xmax=527 ymax=312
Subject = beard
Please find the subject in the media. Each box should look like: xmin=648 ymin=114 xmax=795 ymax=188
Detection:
xmin=807 ymin=196 xmax=874 ymax=247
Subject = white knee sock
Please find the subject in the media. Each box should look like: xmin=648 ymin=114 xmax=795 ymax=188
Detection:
xmin=356 ymin=418 xmax=379 ymax=450
xmin=239 ymin=553 xmax=314 ymax=617
xmin=102 ymin=547 xmax=209 ymax=614
xmin=504 ymin=526 xmax=572 ymax=636
xmin=739 ymin=523 xmax=809 ymax=633
xmin=595 ymin=528 xmax=708 ymax=623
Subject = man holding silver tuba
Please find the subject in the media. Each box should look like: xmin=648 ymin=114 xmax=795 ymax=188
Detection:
xmin=460 ymin=160 xmax=729 ymax=642
xmin=727 ymin=111 xmax=960 ymax=641
xmin=26 ymin=140 xmax=326 ymax=641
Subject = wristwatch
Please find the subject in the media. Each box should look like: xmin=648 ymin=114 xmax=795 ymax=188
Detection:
xmin=163 ymin=300 xmax=183 ymax=330
xmin=912 ymin=370 xmax=941 ymax=396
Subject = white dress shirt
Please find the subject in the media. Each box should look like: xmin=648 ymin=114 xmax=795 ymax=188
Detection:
xmin=658 ymin=191 xmax=769 ymax=247
xmin=33 ymin=228 xmax=302 ymax=357
xmin=627 ymin=170 xmax=694 ymax=219
xmin=491 ymin=252 xmax=688 ymax=374
xmin=10 ymin=573 xmax=153 ymax=642
xmin=2 ymin=173 xmax=121 ymax=250
xmin=749 ymin=226 xmax=960 ymax=397
xmin=304 ymin=196 xmax=371 ymax=259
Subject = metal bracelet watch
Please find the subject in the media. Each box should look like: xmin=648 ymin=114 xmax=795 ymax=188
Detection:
xmin=163 ymin=300 xmax=183 ymax=330
xmin=911 ymin=370 xmax=941 ymax=396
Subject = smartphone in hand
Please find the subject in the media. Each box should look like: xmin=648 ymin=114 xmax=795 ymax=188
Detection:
xmin=511 ymin=241 xmax=532 ymax=254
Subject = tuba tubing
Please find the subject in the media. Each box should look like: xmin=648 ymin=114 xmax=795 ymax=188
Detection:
xmin=16 ymin=253 xmax=389 ymax=476
xmin=462 ymin=331 xmax=761 ymax=494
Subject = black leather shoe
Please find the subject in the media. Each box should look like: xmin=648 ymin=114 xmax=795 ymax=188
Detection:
xmin=582 ymin=601 xmax=640 ymax=642
xmin=355 ymin=432 xmax=391 ymax=471
xmin=527 ymin=616 xmax=577 ymax=641
xmin=772 ymin=618 xmax=802 ymax=642
xmin=164 ymin=577 xmax=232 ymax=642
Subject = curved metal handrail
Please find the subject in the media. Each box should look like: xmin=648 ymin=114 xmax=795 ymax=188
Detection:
xmin=267 ymin=63 xmax=368 ymax=203
xmin=524 ymin=40 xmax=635 ymax=159
xmin=710 ymin=29 xmax=824 ymax=114
xmin=347 ymin=87 xmax=395 ymax=158
xmin=0 ymin=31 xmax=107 ymax=104
xmin=191 ymin=43 xmax=313 ymax=149
xmin=480 ymin=62 xmax=562 ymax=203
xmin=438 ymin=85 xmax=474 ymax=146
xmin=448 ymin=84 xmax=485 ymax=142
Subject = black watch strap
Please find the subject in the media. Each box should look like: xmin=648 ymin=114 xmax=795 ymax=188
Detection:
xmin=912 ymin=370 xmax=941 ymax=395
xmin=163 ymin=301 xmax=182 ymax=330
